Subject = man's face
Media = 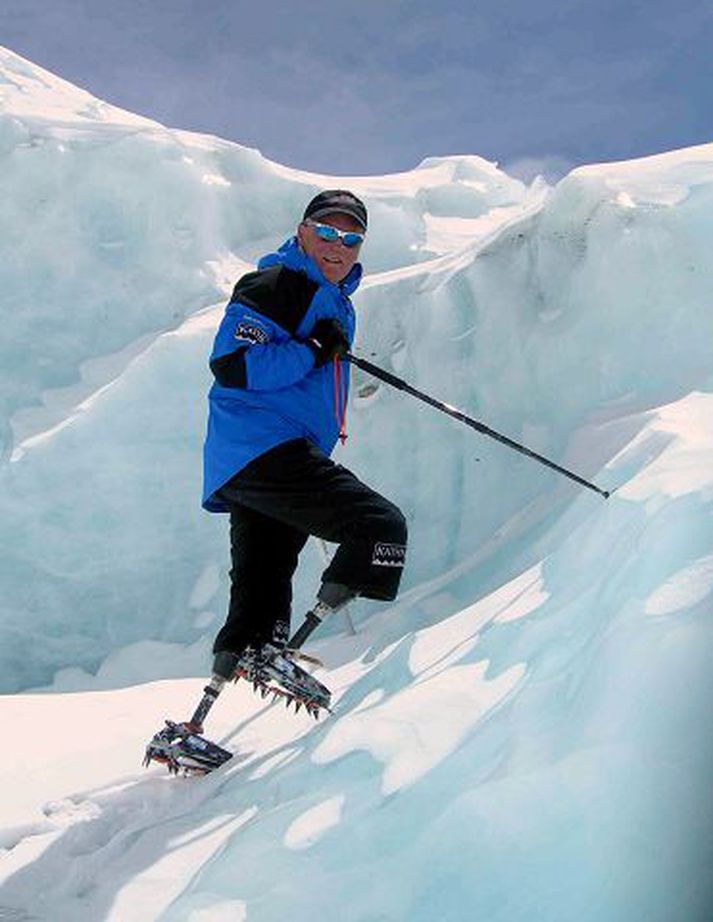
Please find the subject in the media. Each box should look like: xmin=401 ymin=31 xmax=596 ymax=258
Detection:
xmin=297 ymin=213 xmax=364 ymax=284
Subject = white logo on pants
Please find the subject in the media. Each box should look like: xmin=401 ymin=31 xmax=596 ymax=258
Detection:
xmin=372 ymin=543 xmax=406 ymax=567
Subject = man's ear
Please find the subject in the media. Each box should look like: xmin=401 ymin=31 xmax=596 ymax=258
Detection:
xmin=296 ymin=222 xmax=307 ymax=250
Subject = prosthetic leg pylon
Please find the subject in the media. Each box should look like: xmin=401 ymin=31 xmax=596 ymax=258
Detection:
xmin=143 ymin=584 xmax=356 ymax=774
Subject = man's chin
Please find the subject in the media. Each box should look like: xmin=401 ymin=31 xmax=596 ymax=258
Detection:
xmin=322 ymin=266 xmax=346 ymax=283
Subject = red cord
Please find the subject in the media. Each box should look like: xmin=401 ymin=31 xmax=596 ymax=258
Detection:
xmin=333 ymin=357 xmax=348 ymax=444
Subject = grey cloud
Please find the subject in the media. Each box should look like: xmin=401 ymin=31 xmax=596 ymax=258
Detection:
xmin=1 ymin=0 xmax=711 ymax=174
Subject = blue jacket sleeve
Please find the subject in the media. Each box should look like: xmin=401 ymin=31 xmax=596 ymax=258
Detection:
xmin=209 ymin=301 xmax=316 ymax=391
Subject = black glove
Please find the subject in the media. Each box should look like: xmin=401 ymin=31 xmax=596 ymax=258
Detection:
xmin=306 ymin=318 xmax=349 ymax=367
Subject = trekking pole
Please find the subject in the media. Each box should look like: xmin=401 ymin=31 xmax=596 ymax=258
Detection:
xmin=346 ymin=353 xmax=610 ymax=500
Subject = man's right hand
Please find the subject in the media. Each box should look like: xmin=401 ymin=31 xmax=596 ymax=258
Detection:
xmin=306 ymin=318 xmax=350 ymax=367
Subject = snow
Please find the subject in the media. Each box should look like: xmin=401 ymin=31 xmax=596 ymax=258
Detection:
xmin=313 ymin=660 xmax=526 ymax=794
xmin=644 ymin=553 xmax=713 ymax=615
xmin=284 ymin=795 xmax=345 ymax=850
xmin=108 ymin=808 xmax=257 ymax=922
xmin=2 ymin=44 xmax=713 ymax=922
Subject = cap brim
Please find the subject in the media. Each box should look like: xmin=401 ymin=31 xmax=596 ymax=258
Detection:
xmin=308 ymin=206 xmax=367 ymax=231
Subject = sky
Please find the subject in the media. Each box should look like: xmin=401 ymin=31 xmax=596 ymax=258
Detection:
xmin=1 ymin=0 xmax=712 ymax=181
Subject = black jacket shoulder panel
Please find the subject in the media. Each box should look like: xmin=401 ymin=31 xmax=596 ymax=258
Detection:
xmin=210 ymin=349 xmax=247 ymax=389
xmin=231 ymin=266 xmax=319 ymax=335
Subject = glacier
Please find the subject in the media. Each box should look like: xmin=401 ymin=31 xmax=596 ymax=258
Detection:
xmin=1 ymin=45 xmax=712 ymax=921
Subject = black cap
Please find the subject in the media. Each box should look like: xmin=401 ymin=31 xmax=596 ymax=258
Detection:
xmin=303 ymin=189 xmax=368 ymax=231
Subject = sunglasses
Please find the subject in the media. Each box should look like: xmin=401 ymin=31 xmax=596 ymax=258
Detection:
xmin=305 ymin=220 xmax=365 ymax=249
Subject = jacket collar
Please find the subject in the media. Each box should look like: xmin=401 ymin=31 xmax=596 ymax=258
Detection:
xmin=258 ymin=236 xmax=363 ymax=297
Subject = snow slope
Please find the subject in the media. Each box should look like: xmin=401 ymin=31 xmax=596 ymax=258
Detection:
xmin=1 ymin=46 xmax=712 ymax=921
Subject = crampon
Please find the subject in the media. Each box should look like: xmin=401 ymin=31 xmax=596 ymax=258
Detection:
xmin=143 ymin=720 xmax=232 ymax=775
xmin=143 ymin=647 xmax=331 ymax=775
xmin=234 ymin=644 xmax=332 ymax=719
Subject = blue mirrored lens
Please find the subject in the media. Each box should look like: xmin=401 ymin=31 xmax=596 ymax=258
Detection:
xmin=314 ymin=224 xmax=340 ymax=242
xmin=312 ymin=222 xmax=364 ymax=248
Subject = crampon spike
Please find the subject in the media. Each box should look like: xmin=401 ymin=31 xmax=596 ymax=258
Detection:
xmin=232 ymin=645 xmax=332 ymax=717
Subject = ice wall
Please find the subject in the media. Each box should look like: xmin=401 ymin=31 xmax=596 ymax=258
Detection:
xmin=0 ymin=45 xmax=527 ymax=458
xmin=351 ymin=145 xmax=713 ymax=587
xmin=1 ymin=48 xmax=712 ymax=922
xmin=1 ymin=44 xmax=712 ymax=705
xmin=0 ymin=46 xmax=534 ymax=691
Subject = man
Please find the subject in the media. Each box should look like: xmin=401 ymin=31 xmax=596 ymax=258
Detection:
xmin=203 ymin=190 xmax=408 ymax=684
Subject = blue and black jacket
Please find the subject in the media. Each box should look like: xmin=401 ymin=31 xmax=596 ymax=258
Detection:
xmin=202 ymin=237 xmax=361 ymax=512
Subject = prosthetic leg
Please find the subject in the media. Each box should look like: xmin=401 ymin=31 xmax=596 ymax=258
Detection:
xmin=143 ymin=584 xmax=356 ymax=774
xmin=288 ymin=582 xmax=355 ymax=649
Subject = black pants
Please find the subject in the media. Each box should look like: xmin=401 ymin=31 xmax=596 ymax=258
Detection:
xmin=212 ymin=438 xmax=407 ymax=655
